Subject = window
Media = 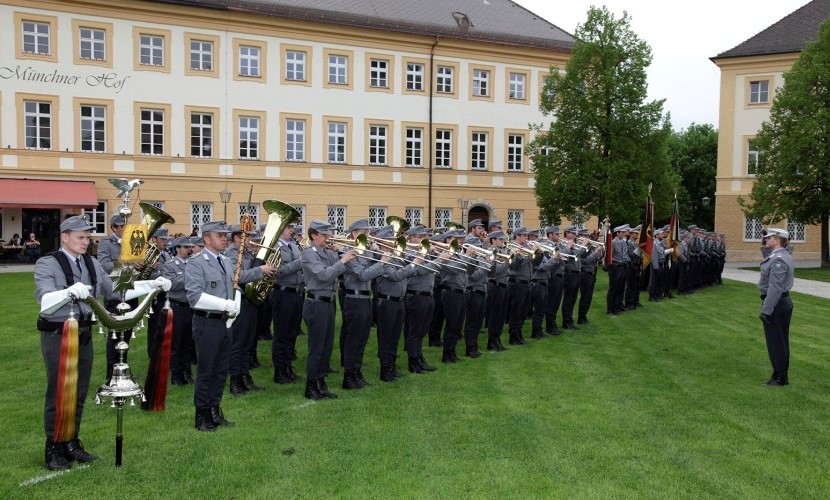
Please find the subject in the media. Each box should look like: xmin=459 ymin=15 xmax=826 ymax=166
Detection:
xmin=24 ymin=101 xmax=52 ymax=149
xmin=23 ymin=21 xmax=50 ymax=55
xmin=239 ymin=45 xmax=260 ymax=77
xmin=185 ymin=33 xmax=219 ymax=77
xmin=328 ymin=54 xmax=348 ymax=84
xmin=190 ymin=112 xmax=213 ymax=158
xmin=471 ymin=131 xmax=488 ymax=170
xmin=405 ymin=208 xmax=423 ymax=226
xmin=509 ymin=72 xmax=526 ymax=100
xmin=239 ymin=116 xmax=260 ymax=160
xmin=323 ymin=48 xmax=354 ymax=89
xmin=139 ymin=34 xmax=164 ymax=66
xmin=744 ymin=217 xmax=763 ymax=241
xmin=233 ymin=39 xmax=266 ymax=82
xmin=368 ymin=207 xmax=387 ymax=228
xmin=79 ymin=27 xmax=105 ymax=60
xmin=83 ymin=202 xmax=107 ymax=235
xmin=369 ymin=58 xmax=389 ymax=88
xmin=293 ymin=205 xmax=306 ymax=231
xmin=285 ymin=119 xmax=305 ymax=162
xmin=80 ymin=105 xmax=106 ymax=152
xmin=191 ymin=203 xmax=213 ymax=227
xmin=282 ymin=44 xmax=312 ymax=85
xmin=368 ymin=124 xmax=388 ymax=165
xmin=747 ymin=139 xmax=760 ymax=176
xmin=15 ymin=13 xmax=57 ymax=62
xmin=328 ymin=122 xmax=347 ymax=163
xmin=472 ymin=69 xmax=489 ymax=97
xmin=749 ymin=80 xmax=769 ymax=104
xmin=507 ymin=134 xmax=525 ymax=172
xmin=238 ymin=203 xmax=259 ymax=227
xmin=327 ymin=206 xmax=346 ymax=233
xmin=286 ymin=50 xmax=305 ymax=81
xmin=406 ymin=62 xmax=424 ymax=91
xmin=435 ymin=129 xmax=452 ymax=168
xmin=436 ymin=65 xmax=454 ymax=94
xmin=507 ymin=210 xmax=523 ymax=234
xmin=190 ymin=39 xmax=213 ymax=71
xmin=140 ymin=108 xmax=164 ymax=155
xmin=435 ymin=208 xmax=451 ymax=229
xmin=405 ymin=127 xmax=423 ymax=167
xmin=787 ymin=220 xmax=805 ymax=243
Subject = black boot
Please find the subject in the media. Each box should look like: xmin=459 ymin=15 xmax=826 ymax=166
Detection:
xmin=243 ymin=372 xmax=264 ymax=392
xmin=45 ymin=439 xmax=71 ymax=470
xmin=184 ymin=371 xmax=195 ymax=384
xmin=195 ymin=407 xmax=217 ymax=432
xmin=487 ymin=341 xmax=497 ymax=351
xmin=229 ymin=374 xmax=247 ymax=396
xmin=316 ymin=378 xmax=338 ymax=399
xmin=441 ymin=350 xmax=454 ymax=364
xmin=171 ymin=372 xmax=188 ymax=386
xmin=63 ymin=438 xmax=98 ymax=463
xmin=210 ymin=406 xmax=235 ymax=427
xmin=274 ymin=366 xmax=290 ymax=384
xmin=285 ymin=365 xmax=301 ymax=383
xmin=508 ymin=336 xmax=522 ymax=345
xmin=356 ymin=369 xmax=371 ymax=387
xmin=418 ymin=355 xmax=437 ymax=372
xmin=342 ymin=370 xmax=362 ymax=390
xmin=249 ymin=352 xmax=261 ymax=369
xmin=409 ymin=357 xmax=425 ymax=374
xmin=450 ymin=348 xmax=462 ymax=363
xmin=466 ymin=347 xmax=482 ymax=358
xmin=304 ymin=379 xmax=325 ymax=400
xmin=392 ymin=364 xmax=404 ymax=378
xmin=380 ymin=364 xmax=397 ymax=382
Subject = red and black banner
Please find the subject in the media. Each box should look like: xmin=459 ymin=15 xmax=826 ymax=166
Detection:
xmin=637 ymin=193 xmax=654 ymax=268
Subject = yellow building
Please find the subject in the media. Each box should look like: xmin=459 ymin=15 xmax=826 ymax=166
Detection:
xmin=712 ymin=0 xmax=829 ymax=261
xmin=0 ymin=0 xmax=577 ymax=253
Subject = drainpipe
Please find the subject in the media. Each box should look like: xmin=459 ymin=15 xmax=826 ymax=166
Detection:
xmin=427 ymin=37 xmax=439 ymax=226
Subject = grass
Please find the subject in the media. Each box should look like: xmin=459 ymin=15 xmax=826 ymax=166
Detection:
xmin=2 ymin=271 xmax=829 ymax=497
xmin=740 ymin=265 xmax=830 ymax=282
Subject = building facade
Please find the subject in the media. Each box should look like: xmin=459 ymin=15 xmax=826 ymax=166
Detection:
xmin=0 ymin=0 xmax=577 ymax=251
xmin=712 ymin=0 xmax=830 ymax=261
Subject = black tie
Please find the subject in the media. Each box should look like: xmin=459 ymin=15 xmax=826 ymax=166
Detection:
xmin=217 ymin=256 xmax=226 ymax=274
xmin=75 ymin=257 xmax=82 ymax=274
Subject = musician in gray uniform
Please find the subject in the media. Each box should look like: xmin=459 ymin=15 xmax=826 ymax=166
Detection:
xmin=301 ymin=220 xmax=356 ymax=399
xmin=486 ymin=231 xmax=510 ymax=350
xmin=271 ymin=221 xmax=305 ymax=384
xmin=607 ymin=224 xmax=630 ymax=315
xmin=339 ymin=218 xmax=386 ymax=388
xmin=529 ymin=237 xmax=558 ymax=338
xmin=185 ymin=221 xmax=240 ymax=431
xmin=462 ymin=234 xmax=491 ymax=355
xmin=440 ymin=230 xmax=472 ymax=363
xmin=559 ymin=226 xmax=588 ymax=330
xmin=544 ymin=226 xmax=564 ymax=335
xmin=35 ymin=215 xmax=170 ymax=469
xmin=404 ymin=226 xmax=442 ymax=373
xmin=626 ymin=226 xmax=642 ymax=308
xmin=758 ymin=228 xmax=795 ymax=386
xmin=507 ymin=227 xmax=532 ymax=344
xmin=146 ymin=227 xmax=172 ymax=358
xmin=577 ymin=228 xmax=604 ymax=324
xmin=160 ymin=237 xmax=196 ymax=385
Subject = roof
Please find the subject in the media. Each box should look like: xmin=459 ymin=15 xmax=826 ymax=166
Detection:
xmin=145 ymin=0 xmax=575 ymax=51
xmin=714 ymin=0 xmax=830 ymax=59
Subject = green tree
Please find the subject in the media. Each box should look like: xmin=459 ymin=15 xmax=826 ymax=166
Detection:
xmin=530 ymin=6 xmax=676 ymax=228
xmin=739 ymin=19 xmax=830 ymax=266
xmin=667 ymin=123 xmax=718 ymax=229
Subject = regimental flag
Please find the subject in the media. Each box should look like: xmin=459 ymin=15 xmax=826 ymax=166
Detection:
xmin=667 ymin=195 xmax=680 ymax=260
xmin=637 ymin=192 xmax=654 ymax=268
xmin=605 ymin=224 xmax=613 ymax=267
xmin=120 ymin=223 xmax=148 ymax=264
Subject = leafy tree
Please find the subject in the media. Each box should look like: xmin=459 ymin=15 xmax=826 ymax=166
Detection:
xmin=530 ymin=6 xmax=677 ymax=229
xmin=739 ymin=19 xmax=830 ymax=266
xmin=667 ymin=123 xmax=718 ymax=229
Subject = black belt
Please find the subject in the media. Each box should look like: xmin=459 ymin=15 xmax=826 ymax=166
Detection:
xmin=565 ymin=270 xmax=580 ymax=274
xmin=509 ymin=278 xmax=529 ymax=285
xmin=342 ymin=288 xmax=371 ymax=296
xmin=466 ymin=288 xmax=487 ymax=296
xmin=193 ymin=310 xmax=227 ymax=320
xmin=306 ymin=293 xmax=332 ymax=303
xmin=531 ymin=279 xmax=547 ymax=285
xmin=444 ymin=286 xmax=464 ymax=294
xmin=276 ymin=285 xmax=302 ymax=295
xmin=169 ymin=299 xmax=190 ymax=308
xmin=407 ymin=290 xmax=433 ymax=297
xmin=612 ymin=262 xmax=628 ymax=267
xmin=377 ymin=293 xmax=404 ymax=302
xmin=37 ymin=316 xmax=95 ymax=331
xmin=761 ymin=292 xmax=789 ymax=300
xmin=488 ymin=280 xmax=507 ymax=289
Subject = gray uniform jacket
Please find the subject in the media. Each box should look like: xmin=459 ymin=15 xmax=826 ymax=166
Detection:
xmin=651 ymin=239 xmax=666 ymax=269
xmin=160 ymin=256 xmax=189 ymax=303
xmin=531 ymin=255 xmax=558 ymax=281
xmin=612 ymin=238 xmax=630 ymax=264
xmin=467 ymin=255 xmax=490 ymax=291
xmin=275 ymin=238 xmax=304 ymax=288
xmin=490 ymin=259 xmax=510 ymax=284
xmin=627 ymin=239 xmax=641 ymax=266
xmin=96 ymin=234 xmax=121 ymax=273
xmin=509 ymin=245 xmax=533 ymax=280
xmin=301 ymin=245 xmax=346 ymax=297
xmin=376 ymin=260 xmax=417 ymax=297
xmin=223 ymin=244 xmax=264 ymax=289
xmin=677 ymin=242 xmax=689 ymax=263
xmin=406 ymin=254 xmax=438 ymax=292
xmin=440 ymin=254 xmax=469 ymax=290
xmin=758 ymin=248 xmax=794 ymax=316
xmin=35 ymin=249 xmax=117 ymax=322
xmin=582 ymin=247 xmax=603 ymax=274
xmin=185 ymin=250 xmax=234 ymax=311
xmin=343 ymin=254 xmax=384 ymax=292
xmin=561 ymin=241 xmax=587 ymax=272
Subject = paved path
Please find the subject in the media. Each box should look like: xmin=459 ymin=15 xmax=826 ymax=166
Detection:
xmin=724 ymin=261 xmax=830 ymax=300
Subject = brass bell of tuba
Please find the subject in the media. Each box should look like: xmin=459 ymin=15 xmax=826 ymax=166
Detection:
xmin=244 ymin=200 xmax=302 ymax=305
xmin=135 ymin=202 xmax=175 ymax=280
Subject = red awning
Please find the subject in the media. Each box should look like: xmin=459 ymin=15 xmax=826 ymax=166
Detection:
xmin=0 ymin=178 xmax=98 ymax=209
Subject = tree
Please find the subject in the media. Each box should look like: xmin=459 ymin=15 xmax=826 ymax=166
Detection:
xmin=667 ymin=123 xmax=718 ymax=229
xmin=739 ymin=19 xmax=830 ymax=267
xmin=530 ymin=6 xmax=677 ymax=229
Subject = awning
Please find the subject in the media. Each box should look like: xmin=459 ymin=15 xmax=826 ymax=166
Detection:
xmin=0 ymin=178 xmax=98 ymax=209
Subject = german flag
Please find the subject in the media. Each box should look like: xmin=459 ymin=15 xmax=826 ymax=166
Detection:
xmin=637 ymin=192 xmax=654 ymax=268
xmin=666 ymin=195 xmax=680 ymax=260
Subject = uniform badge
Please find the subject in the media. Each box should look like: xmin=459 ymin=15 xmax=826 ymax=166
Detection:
xmin=775 ymin=262 xmax=782 ymax=269
xmin=211 ymin=281 xmax=217 ymax=288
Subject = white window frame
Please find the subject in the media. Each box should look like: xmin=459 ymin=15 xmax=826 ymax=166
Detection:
xmin=239 ymin=45 xmax=260 ymax=77
xmin=327 ymin=206 xmax=347 ymax=233
xmin=471 ymin=131 xmax=488 ymax=171
xmin=191 ymin=203 xmax=213 ymax=227
xmin=368 ymin=125 xmax=388 ymax=165
xmin=507 ymin=210 xmax=523 ymax=234
xmin=507 ymin=134 xmax=525 ymax=172
xmin=787 ymin=219 xmax=805 ymax=243
xmin=239 ymin=116 xmax=259 ymax=160
xmin=190 ymin=39 xmax=213 ymax=71
xmin=747 ymin=139 xmax=760 ymax=176
xmin=509 ymin=72 xmax=526 ymax=100
xmin=435 ymin=129 xmax=452 ymax=168
xmin=434 ymin=208 xmax=452 ymax=229
xmin=406 ymin=62 xmax=424 ymax=91
xmin=369 ymin=59 xmax=389 ymax=88
xmin=286 ymin=119 xmax=305 ymax=162
xmin=328 ymin=55 xmax=348 ymax=84
xmin=238 ymin=203 xmax=259 ymax=227
xmin=140 ymin=108 xmax=164 ymax=155
xmin=79 ymin=27 xmax=105 ymax=60
xmin=22 ymin=21 xmax=50 ymax=55
xmin=190 ymin=112 xmax=213 ymax=158
xmin=285 ymin=50 xmax=306 ymax=81
xmin=436 ymin=65 xmax=454 ymax=94
xmin=83 ymin=201 xmax=107 ymax=236
xmin=80 ymin=104 xmax=106 ymax=153
xmin=473 ymin=69 xmax=489 ymax=97
xmin=368 ymin=207 xmax=387 ymax=228
xmin=24 ymin=100 xmax=52 ymax=149
xmin=139 ymin=34 xmax=164 ymax=66
xmin=749 ymin=80 xmax=769 ymax=104
xmin=405 ymin=127 xmax=423 ymax=167
xmin=328 ymin=122 xmax=346 ymax=163
xmin=405 ymin=208 xmax=423 ymax=226
xmin=744 ymin=217 xmax=764 ymax=242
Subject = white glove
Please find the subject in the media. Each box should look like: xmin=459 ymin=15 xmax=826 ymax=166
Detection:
xmin=664 ymin=248 xmax=674 ymax=256
xmin=152 ymin=277 xmax=172 ymax=292
xmin=124 ymin=280 xmax=156 ymax=301
xmin=40 ymin=289 xmax=71 ymax=314
xmin=67 ymin=282 xmax=91 ymax=300
xmin=224 ymin=299 xmax=240 ymax=316
xmin=194 ymin=293 xmax=230 ymax=312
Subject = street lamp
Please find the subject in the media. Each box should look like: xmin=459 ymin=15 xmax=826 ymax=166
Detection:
xmin=220 ymin=188 xmax=232 ymax=222
xmin=702 ymin=196 xmax=710 ymax=207
xmin=457 ymin=196 xmax=469 ymax=227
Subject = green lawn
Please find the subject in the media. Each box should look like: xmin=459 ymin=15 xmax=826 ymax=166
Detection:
xmin=2 ymin=272 xmax=828 ymax=497
xmin=741 ymin=265 xmax=830 ymax=282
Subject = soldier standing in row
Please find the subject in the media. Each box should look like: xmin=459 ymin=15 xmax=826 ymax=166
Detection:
xmin=758 ymin=228 xmax=795 ymax=386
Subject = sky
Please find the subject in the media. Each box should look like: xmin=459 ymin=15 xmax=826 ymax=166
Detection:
xmin=514 ymin=0 xmax=812 ymax=130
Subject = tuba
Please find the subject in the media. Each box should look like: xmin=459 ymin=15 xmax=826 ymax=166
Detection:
xmin=244 ymin=200 xmax=302 ymax=305
xmin=135 ymin=202 xmax=175 ymax=280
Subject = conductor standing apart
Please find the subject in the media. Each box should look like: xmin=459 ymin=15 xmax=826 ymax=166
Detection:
xmin=758 ymin=227 xmax=794 ymax=386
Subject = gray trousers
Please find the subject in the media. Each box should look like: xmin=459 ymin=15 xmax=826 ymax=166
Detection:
xmin=304 ymin=299 xmax=335 ymax=379
xmin=404 ymin=293 xmax=433 ymax=357
xmin=193 ymin=315 xmax=231 ymax=409
xmin=763 ymin=296 xmax=793 ymax=375
xmin=229 ymin=298 xmax=258 ymax=376
xmin=341 ymin=297 xmax=372 ymax=370
xmin=42 ymin=327 xmax=93 ymax=439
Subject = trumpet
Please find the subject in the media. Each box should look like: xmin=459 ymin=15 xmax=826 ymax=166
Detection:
xmin=506 ymin=242 xmax=542 ymax=259
xmin=534 ymin=241 xmax=578 ymax=260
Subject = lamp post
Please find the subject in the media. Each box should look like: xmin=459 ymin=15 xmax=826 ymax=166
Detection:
xmin=220 ymin=188 xmax=231 ymax=222
xmin=457 ymin=196 xmax=469 ymax=227
xmin=702 ymin=196 xmax=710 ymax=207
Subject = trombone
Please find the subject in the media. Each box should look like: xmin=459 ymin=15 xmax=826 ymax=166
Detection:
xmin=534 ymin=241 xmax=578 ymax=260
xmin=328 ymin=233 xmax=405 ymax=267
